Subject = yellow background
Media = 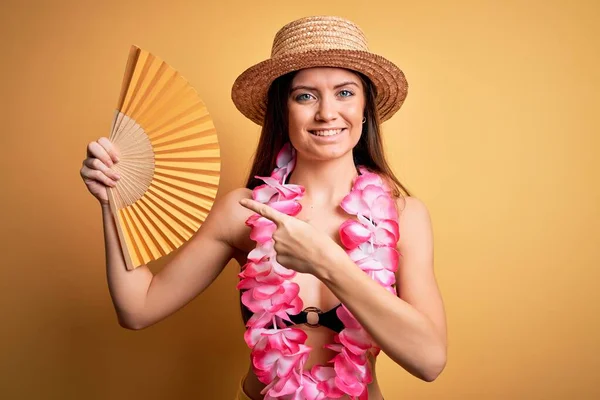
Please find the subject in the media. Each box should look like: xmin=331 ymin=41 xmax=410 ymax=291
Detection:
xmin=1 ymin=0 xmax=598 ymax=399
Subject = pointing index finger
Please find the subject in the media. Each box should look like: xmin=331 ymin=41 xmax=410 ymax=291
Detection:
xmin=239 ymin=198 xmax=287 ymax=225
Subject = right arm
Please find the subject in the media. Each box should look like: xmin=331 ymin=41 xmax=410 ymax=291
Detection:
xmin=82 ymin=137 xmax=252 ymax=329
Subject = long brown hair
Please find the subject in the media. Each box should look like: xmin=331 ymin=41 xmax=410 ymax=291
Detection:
xmin=245 ymin=70 xmax=411 ymax=198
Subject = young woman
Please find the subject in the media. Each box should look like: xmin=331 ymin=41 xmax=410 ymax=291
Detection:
xmin=80 ymin=16 xmax=447 ymax=400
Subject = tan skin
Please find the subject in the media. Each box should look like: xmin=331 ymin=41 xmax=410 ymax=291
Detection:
xmin=80 ymin=67 xmax=447 ymax=399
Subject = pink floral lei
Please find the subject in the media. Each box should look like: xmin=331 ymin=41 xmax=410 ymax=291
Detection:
xmin=238 ymin=143 xmax=400 ymax=399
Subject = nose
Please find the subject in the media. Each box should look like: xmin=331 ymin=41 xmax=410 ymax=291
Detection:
xmin=315 ymin=96 xmax=337 ymax=122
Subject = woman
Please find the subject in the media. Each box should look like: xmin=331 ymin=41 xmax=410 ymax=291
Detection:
xmin=80 ymin=16 xmax=447 ymax=400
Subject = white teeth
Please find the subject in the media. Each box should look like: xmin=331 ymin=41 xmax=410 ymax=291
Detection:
xmin=310 ymin=129 xmax=343 ymax=137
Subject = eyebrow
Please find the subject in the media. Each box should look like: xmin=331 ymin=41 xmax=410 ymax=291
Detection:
xmin=289 ymin=81 xmax=360 ymax=92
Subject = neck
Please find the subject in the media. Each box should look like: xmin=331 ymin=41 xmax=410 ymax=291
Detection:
xmin=287 ymin=152 xmax=359 ymax=206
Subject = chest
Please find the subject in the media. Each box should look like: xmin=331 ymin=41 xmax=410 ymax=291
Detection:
xmin=235 ymin=200 xmax=353 ymax=310
xmin=290 ymin=202 xmax=351 ymax=309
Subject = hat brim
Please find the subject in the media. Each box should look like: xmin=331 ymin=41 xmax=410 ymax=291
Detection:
xmin=231 ymin=49 xmax=408 ymax=126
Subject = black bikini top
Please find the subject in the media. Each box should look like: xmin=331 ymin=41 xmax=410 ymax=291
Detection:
xmin=241 ymin=300 xmax=345 ymax=333
xmin=284 ymin=304 xmax=344 ymax=333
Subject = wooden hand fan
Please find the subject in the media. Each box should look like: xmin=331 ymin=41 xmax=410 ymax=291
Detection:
xmin=107 ymin=45 xmax=220 ymax=270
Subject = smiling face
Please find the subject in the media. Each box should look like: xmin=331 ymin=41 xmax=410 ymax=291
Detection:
xmin=287 ymin=67 xmax=366 ymax=161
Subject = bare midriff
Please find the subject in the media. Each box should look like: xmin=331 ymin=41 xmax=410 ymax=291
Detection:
xmin=240 ymin=324 xmax=384 ymax=400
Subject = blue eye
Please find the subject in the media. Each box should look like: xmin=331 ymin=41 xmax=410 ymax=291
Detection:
xmin=339 ymin=90 xmax=354 ymax=97
xmin=295 ymin=93 xmax=313 ymax=101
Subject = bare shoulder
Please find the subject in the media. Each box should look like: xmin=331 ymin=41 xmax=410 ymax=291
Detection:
xmin=214 ymin=187 xmax=253 ymax=213
xmin=395 ymin=195 xmax=433 ymax=254
xmin=201 ymin=187 xmax=254 ymax=249
xmin=396 ymin=195 xmax=432 ymax=226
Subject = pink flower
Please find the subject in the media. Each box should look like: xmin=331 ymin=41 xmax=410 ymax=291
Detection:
xmin=261 ymin=328 xmax=308 ymax=354
xmin=241 ymin=259 xmax=295 ymax=283
xmin=246 ymin=214 xmax=276 ymax=244
xmin=340 ymin=189 xmax=369 ymax=217
xmin=262 ymin=370 xmax=304 ymax=399
xmin=326 ymin=344 xmax=371 ymax=397
xmin=355 ymin=167 xmax=391 ymax=193
xmin=339 ymin=327 xmax=373 ymax=356
xmin=252 ymin=144 xmax=303 ymax=203
xmin=254 ymin=176 xmax=305 ymax=201
xmin=341 ymin=183 xmax=398 ymax=223
xmin=276 ymin=142 xmax=295 ymax=169
xmin=245 ymin=328 xmax=307 ymax=355
xmin=247 ymin=240 xmax=275 ymax=262
xmin=339 ymin=219 xmax=371 ymax=249
xmin=242 ymin=281 xmax=303 ymax=328
xmin=269 ymin=199 xmax=303 ymax=216
xmin=298 ymin=373 xmax=327 ymax=400
xmin=253 ymin=183 xmax=279 ymax=203
xmin=369 ymin=191 xmax=398 ymax=222
xmin=347 ymin=244 xmax=399 ymax=286
xmin=253 ymin=344 xmax=311 ymax=385
xmin=311 ymin=366 xmax=345 ymax=398
xmin=340 ymin=215 xmax=399 ymax=250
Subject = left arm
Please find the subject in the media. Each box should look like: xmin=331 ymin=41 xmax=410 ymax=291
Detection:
xmin=316 ymin=197 xmax=447 ymax=382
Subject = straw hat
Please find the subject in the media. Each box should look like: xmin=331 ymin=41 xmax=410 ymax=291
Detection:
xmin=231 ymin=16 xmax=408 ymax=126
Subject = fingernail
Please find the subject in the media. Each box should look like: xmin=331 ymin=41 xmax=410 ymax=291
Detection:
xmin=115 ymin=174 xmax=121 ymax=180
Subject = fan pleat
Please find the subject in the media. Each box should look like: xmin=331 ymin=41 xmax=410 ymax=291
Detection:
xmin=119 ymin=208 xmax=150 ymax=264
xmin=129 ymin=61 xmax=171 ymax=120
xmin=153 ymin=142 xmax=220 ymax=155
xmin=152 ymin=123 xmax=216 ymax=146
xmin=122 ymin=52 xmax=156 ymax=116
xmin=155 ymin=148 xmax=220 ymax=161
xmin=151 ymin=173 xmax=218 ymax=201
xmin=136 ymin=76 xmax=189 ymax=127
xmin=125 ymin=205 xmax=162 ymax=260
xmin=107 ymin=45 xmax=220 ymax=270
xmin=146 ymin=94 xmax=207 ymax=133
xmin=144 ymin=187 xmax=202 ymax=233
xmin=150 ymin=109 xmax=213 ymax=141
xmin=140 ymin=194 xmax=194 ymax=241
xmin=152 ymin=132 xmax=216 ymax=151
xmin=149 ymin=180 xmax=213 ymax=220
xmin=133 ymin=199 xmax=179 ymax=255
xmin=156 ymin=156 xmax=221 ymax=165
